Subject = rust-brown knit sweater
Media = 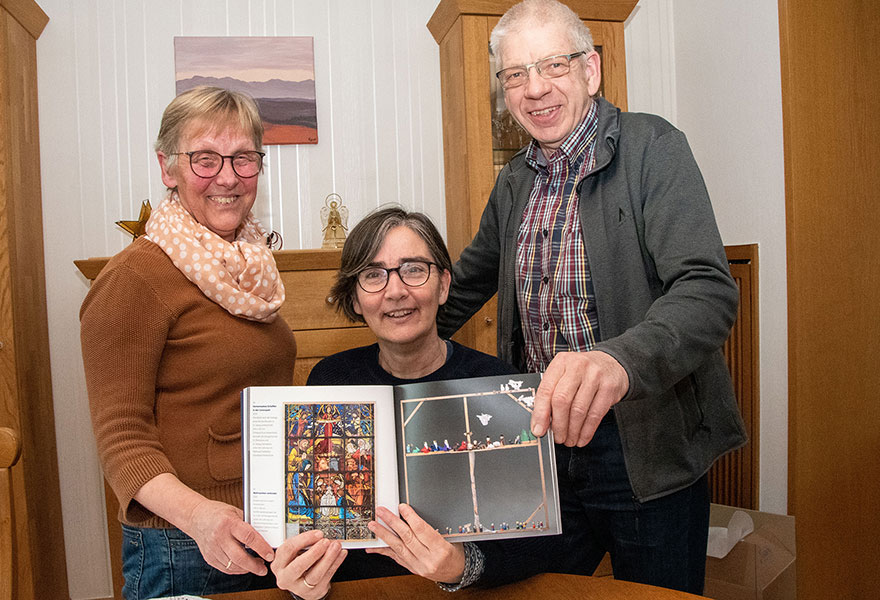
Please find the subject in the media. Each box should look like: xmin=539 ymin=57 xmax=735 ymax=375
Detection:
xmin=80 ymin=237 xmax=296 ymax=528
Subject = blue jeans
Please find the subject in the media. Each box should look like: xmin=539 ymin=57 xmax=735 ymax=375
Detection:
xmin=551 ymin=412 xmax=710 ymax=595
xmin=121 ymin=524 xmax=276 ymax=600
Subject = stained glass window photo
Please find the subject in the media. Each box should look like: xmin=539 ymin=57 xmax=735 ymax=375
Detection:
xmin=285 ymin=403 xmax=375 ymax=541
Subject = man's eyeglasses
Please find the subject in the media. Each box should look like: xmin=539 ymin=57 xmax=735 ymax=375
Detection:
xmin=495 ymin=51 xmax=586 ymax=90
xmin=173 ymin=150 xmax=265 ymax=178
xmin=357 ymin=261 xmax=436 ymax=293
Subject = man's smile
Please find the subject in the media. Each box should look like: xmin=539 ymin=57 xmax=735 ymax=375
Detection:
xmin=529 ymin=106 xmax=559 ymax=116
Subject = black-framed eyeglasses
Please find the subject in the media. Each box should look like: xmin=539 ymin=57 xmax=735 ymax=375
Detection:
xmin=356 ymin=261 xmax=437 ymax=293
xmin=495 ymin=51 xmax=587 ymax=90
xmin=173 ymin=150 xmax=265 ymax=178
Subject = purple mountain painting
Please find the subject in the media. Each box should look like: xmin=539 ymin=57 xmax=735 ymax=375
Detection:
xmin=175 ymin=37 xmax=318 ymax=145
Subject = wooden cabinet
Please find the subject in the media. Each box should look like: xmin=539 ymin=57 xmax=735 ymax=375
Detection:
xmin=716 ymin=244 xmax=759 ymax=510
xmin=0 ymin=1 xmax=69 ymax=598
xmin=428 ymin=0 xmax=637 ymax=354
xmin=75 ymin=248 xmax=373 ymax=599
xmin=270 ymin=250 xmax=377 ymax=384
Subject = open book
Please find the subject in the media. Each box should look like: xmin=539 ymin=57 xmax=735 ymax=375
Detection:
xmin=242 ymin=373 xmax=560 ymax=549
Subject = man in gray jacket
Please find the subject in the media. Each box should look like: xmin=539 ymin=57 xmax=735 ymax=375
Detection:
xmin=437 ymin=0 xmax=747 ymax=594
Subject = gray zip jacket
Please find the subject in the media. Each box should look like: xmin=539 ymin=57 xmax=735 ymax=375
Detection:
xmin=438 ymin=98 xmax=747 ymax=501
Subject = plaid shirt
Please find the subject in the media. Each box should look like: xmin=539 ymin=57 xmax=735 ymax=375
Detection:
xmin=515 ymin=101 xmax=601 ymax=372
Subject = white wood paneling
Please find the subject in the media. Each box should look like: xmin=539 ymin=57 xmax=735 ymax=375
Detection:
xmin=49 ymin=0 xmax=445 ymax=259
xmin=624 ymin=0 xmax=677 ymax=122
xmin=371 ymin=0 xmax=402 ymax=215
xmin=327 ymin=1 xmax=378 ymax=225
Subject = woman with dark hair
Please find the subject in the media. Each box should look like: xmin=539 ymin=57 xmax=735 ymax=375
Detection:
xmin=297 ymin=206 xmax=557 ymax=591
xmin=309 ymin=206 xmax=505 ymax=387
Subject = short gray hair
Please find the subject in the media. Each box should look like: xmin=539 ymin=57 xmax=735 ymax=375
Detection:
xmin=331 ymin=206 xmax=453 ymax=324
xmin=155 ymin=86 xmax=264 ymax=167
xmin=490 ymin=0 xmax=594 ymax=69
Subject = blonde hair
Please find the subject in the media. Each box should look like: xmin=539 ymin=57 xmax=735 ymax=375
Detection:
xmin=155 ymin=86 xmax=264 ymax=165
xmin=490 ymin=0 xmax=594 ymax=69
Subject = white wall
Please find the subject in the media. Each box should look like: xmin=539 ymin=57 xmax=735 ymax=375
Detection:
xmin=671 ymin=0 xmax=788 ymax=514
xmin=627 ymin=0 xmax=788 ymax=516
xmin=625 ymin=0 xmax=677 ymax=120
xmin=36 ymin=1 xmax=788 ymax=597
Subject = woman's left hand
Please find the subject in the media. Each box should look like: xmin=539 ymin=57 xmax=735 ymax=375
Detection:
xmin=272 ymin=529 xmax=346 ymax=600
xmin=366 ymin=503 xmax=465 ymax=584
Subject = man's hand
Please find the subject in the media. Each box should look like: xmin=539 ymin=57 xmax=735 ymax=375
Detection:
xmin=531 ymin=351 xmax=629 ymax=446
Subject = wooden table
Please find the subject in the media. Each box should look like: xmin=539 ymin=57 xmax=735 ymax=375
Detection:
xmin=207 ymin=574 xmax=704 ymax=599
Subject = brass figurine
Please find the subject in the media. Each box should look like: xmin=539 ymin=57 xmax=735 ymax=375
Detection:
xmin=320 ymin=193 xmax=348 ymax=249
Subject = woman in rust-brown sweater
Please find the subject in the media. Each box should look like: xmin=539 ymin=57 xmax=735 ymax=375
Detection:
xmin=81 ymin=86 xmax=344 ymax=600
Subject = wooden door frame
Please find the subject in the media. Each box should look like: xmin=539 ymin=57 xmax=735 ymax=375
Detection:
xmin=779 ymin=0 xmax=880 ymax=597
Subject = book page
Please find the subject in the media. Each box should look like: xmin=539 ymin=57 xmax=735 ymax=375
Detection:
xmin=243 ymin=385 xmax=398 ymax=549
xmin=393 ymin=373 xmax=560 ymax=544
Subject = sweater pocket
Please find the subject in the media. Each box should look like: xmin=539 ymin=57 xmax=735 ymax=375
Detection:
xmin=206 ymin=427 xmax=242 ymax=482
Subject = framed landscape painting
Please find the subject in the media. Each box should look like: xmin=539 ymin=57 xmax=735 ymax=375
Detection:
xmin=175 ymin=36 xmax=318 ymax=145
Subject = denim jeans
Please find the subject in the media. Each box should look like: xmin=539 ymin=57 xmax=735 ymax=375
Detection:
xmin=551 ymin=411 xmax=710 ymax=595
xmin=121 ymin=524 xmax=276 ymax=600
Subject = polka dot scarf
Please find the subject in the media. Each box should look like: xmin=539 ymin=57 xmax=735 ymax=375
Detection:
xmin=145 ymin=192 xmax=285 ymax=323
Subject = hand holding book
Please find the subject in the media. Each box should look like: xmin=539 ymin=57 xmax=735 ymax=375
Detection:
xmin=366 ymin=503 xmax=466 ymax=584
xmin=271 ymin=529 xmax=346 ymax=599
xmin=530 ymin=350 xmax=629 ymax=446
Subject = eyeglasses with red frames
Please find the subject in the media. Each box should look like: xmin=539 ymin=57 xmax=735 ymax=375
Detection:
xmin=172 ymin=150 xmax=265 ymax=178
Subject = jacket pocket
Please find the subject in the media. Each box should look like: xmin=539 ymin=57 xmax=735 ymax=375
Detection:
xmin=206 ymin=427 xmax=242 ymax=482
xmin=674 ymin=374 xmax=704 ymax=438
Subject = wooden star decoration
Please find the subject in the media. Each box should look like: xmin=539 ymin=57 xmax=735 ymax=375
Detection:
xmin=116 ymin=199 xmax=152 ymax=240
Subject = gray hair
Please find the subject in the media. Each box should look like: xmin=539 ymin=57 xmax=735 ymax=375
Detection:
xmin=155 ymin=86 xmax=264 ymax=168
xmin=331 ymin=206 xmax=453 ymax=324
xmin=489 ymin=0 xmax=594 ymax=69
